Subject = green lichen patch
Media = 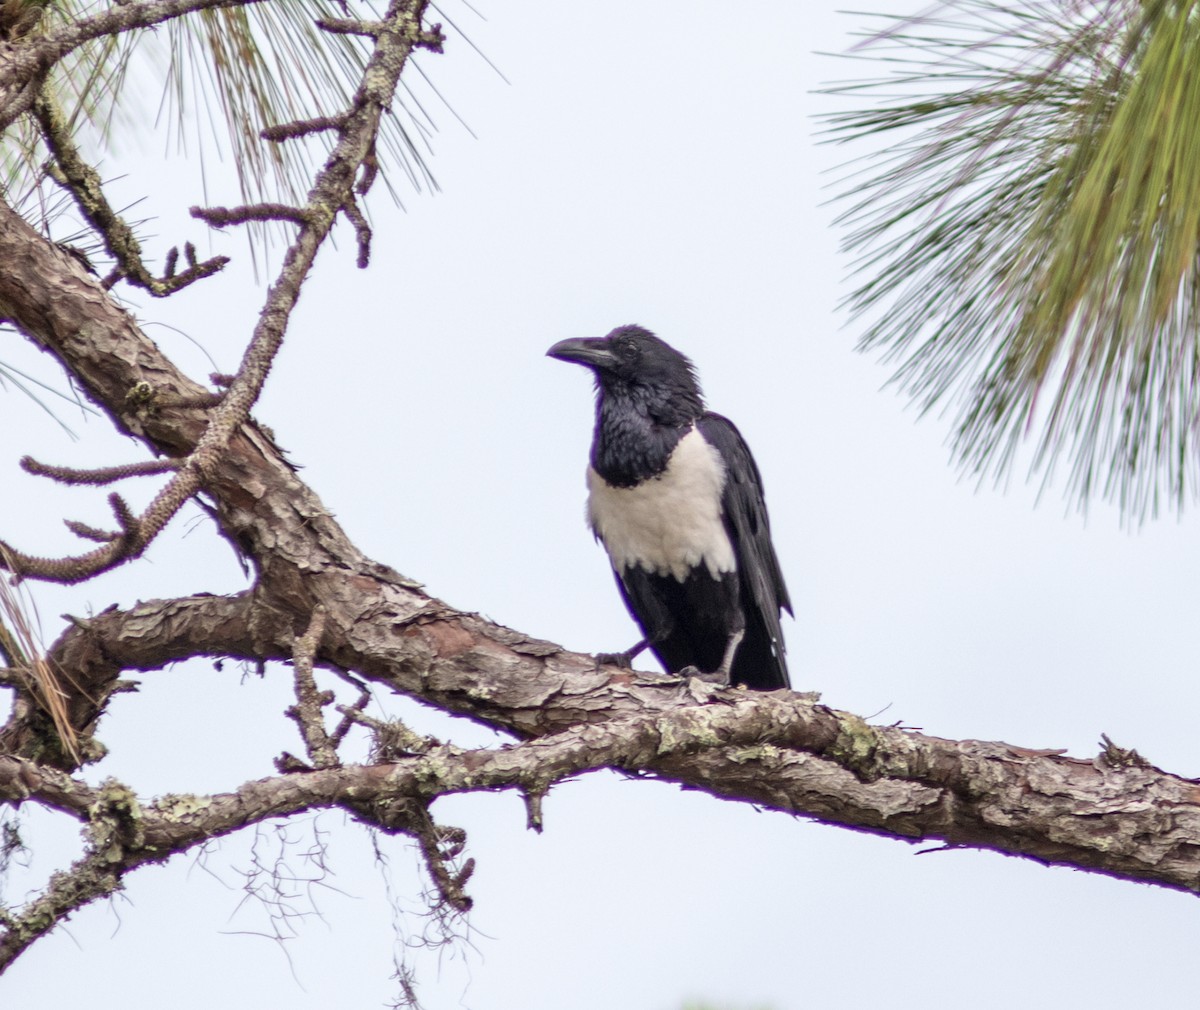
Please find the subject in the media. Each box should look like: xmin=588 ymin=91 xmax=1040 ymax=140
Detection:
xmin=87 ymin=779 xmax=145 ymax=859
xmin=154 ymin=793 xmax=214 ymax=820
xmin=828 ymin=714 xmax=880 ymax=778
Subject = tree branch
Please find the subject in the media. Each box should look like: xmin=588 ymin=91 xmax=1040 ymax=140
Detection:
xmin=6 ymin=167 xmax=1200 ymax=898
xmin=1 ymin=0 xmax=1195 ymax=991
xmin=0 ymin=592 xmax=258 ymax=767
xmin=21 ymin=455 xmax=183 ymax=486
xmin=6 ymin=692 xmax=1200 ymax=970
xmin=285 ymin=606 xmax=337 ymax=770
xmin=34 ymin=87 xmax=229 ymax=296
xmin=9 ymin=582 xmax=1200 ymax=901
xmin=0 ymin=0 xmax=439 ymax=585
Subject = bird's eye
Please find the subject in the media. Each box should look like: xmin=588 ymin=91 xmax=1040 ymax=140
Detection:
xmin=618 ymin=339 xmax=638 ymax=359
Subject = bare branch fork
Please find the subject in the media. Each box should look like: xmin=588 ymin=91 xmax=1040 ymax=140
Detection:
xmin=0 ymin=0 xmax=444 ymax=586
xmin=279 ymin=607 xmax=475 ymax=910
xmin=34 ymin=86 xmax=229 ymax=297
xmin=1 ymin=705 xmax=849 ymax=966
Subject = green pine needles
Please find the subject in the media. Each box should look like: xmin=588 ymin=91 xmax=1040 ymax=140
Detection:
xmin=828 ymin=0 xmax=1200 ymax=517
xmin=0 ymin=1 xmax=438 ymax=218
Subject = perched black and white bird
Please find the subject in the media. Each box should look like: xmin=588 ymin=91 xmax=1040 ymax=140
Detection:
xmin=547 ymin=324 xmax=791 ymax=690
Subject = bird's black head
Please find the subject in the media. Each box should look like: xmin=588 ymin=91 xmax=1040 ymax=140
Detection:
xmin=546 ymin=325 xmax=704 ymax=426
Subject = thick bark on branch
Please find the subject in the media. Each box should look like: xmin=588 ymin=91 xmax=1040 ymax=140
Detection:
xmin=4 ymin=683 xmax=1199 ymax=969
xmin=19 ymin=597 xmax=1200 ymax=896
xmin=2 ymin=139 xmax=1200 ymax=904
xmin=0 ymin=0 xmax=1197 ymax=986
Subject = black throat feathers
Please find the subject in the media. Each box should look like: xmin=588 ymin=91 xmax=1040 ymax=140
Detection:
xmin=590 ymin=379 xmax=704 ymax=488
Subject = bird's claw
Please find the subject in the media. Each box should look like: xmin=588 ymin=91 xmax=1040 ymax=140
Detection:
xmin=596 ymin=651 xmax=634 ymax=669
xmin=668 ymin=666 xmax=732 ymax=703
xmin=679 ymin=665 xmax=730 ymax=688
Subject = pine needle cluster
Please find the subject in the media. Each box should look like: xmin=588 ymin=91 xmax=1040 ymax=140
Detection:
xmin=827 ymin=0 xmax=1200 ymax=516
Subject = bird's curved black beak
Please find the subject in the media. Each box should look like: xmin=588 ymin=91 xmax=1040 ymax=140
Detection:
xmin=546 ymin=337 xmax=616 ymax=370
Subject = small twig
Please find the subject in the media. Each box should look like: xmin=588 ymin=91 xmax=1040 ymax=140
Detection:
xmin=285 ymin=606 xmax=337 ymax=770
xmin=33 ymin=87 xmax=227 ymax=297
xmin=190 ymin=203 xmax=311 ymax=228
xmin=0 ymin=461 xmax=203 ymax=584
xmin=107 ymin=494 xmax=139 ymax=540
xmin=329 ymin=684 xmax=371 ymax=748
xmin=412 ymin=807 xmax=474 ymax=914
xmin=62 ymin=521 xmax=117 ymax=544
xmin=522 ymin=785 xmax=545 ymax=834
xmin=316 ymin=16 xmax=383 ymax=36
xmin=315 ymin=13 xmax=440 ymax=47
xmin=416 ymin=24 xmax=444 ymax=52
xmin=22 ymin=455 xmax=182 ymax=486
xmin=273 ymin=752 xmax=313 ymax=773
xmin=336 ymin=706 xmax=437 ymax=761
xmin=261 ymin=115 xmax=347 ymax=142
xmin=341 ymin=198 xmax=372 ymax=268
xmin=1099 ymin=733 xmax=1150 ymax=769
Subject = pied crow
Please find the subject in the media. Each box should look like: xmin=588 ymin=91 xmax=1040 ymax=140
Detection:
xmin=547 ymin=324 xmax=791 ymax=690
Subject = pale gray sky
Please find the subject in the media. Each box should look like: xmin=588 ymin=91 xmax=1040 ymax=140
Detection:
xmin=4 ymin=3 xmax=1200 ymax=1009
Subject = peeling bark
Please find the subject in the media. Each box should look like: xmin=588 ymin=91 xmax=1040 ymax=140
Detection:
xmin=1 ymin=0 xmax=1198 ymax=990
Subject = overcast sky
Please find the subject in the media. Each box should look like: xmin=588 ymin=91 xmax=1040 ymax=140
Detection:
xmin=5 ymin=2 xmax=1200 ymax=1009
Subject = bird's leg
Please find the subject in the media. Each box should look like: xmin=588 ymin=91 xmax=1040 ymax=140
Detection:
xmin=716 ymin=628 xmax=745 ymax=681
xmin=596 ymin=639 xmax=648 ymax=669
xmin=681 ymin=629 xmax=744 ymax=688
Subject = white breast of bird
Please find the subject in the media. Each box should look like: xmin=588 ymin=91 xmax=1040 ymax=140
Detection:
xmin=586 ymin=427 xmax=735 ymax=582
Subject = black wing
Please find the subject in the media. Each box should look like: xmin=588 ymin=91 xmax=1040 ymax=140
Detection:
xmin=697 ymin=412 xmax=791 ymax=689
